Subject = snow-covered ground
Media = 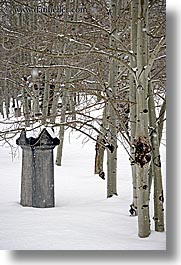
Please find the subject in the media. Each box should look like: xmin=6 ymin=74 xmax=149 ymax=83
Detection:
xmin=0 ymin=130 xmax=166 ymax=250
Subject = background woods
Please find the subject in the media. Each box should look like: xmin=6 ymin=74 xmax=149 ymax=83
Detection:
xmin=0 ymin=0 xmax=166 ymax=238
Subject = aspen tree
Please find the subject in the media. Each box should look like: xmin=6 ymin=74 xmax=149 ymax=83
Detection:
xmin=56 ymin=68 xmax=70 ymax=166
xmin=148 ymin=82 xmax=164 ymax=232
xmin=129 ymin=0 xmax=138 ymax=213
xmin=135 ymin=0 xmax=151 ymax=238
xmin=56 ymin=0 xmax=70 ymax=166
xmin=50 ymin=69 xmax=61 ymax=123
xmin=42 ymin=69 xmax=50 ymax=122
xmin=17 ymin=11 xmax=30 ymax=126
xmin=94 ymin=106 xmax=107 ymax=177
xmin=107 ymin=0 xmax=119 ymax=198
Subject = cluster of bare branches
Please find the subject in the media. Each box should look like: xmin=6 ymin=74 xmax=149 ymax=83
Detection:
xmin=0 ymin=0 xmax=130 ymax=138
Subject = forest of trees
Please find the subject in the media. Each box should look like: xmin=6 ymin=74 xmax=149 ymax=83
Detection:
xmin=0 ymin=0 xmax=166 ymax=238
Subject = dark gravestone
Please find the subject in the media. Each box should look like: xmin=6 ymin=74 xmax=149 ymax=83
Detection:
xmin=16 ymin=128 xmax=60 ymax=208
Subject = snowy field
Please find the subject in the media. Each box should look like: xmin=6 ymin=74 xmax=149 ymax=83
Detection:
xmin=0 ymin=130 xmax=166 ymax=250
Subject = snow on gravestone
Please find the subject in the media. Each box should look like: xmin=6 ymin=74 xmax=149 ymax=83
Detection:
xmin=16 ymin=128 xmax=60 ymax=208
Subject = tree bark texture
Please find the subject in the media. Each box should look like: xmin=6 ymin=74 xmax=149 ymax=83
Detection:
xmin=94 ymin=106 xmax=107 ymax=176
xmin=148 ymin=82 xmax=164 ymax=232
xmin=56 ymin=69 xmax=70 ymax=166
xmin=129 ymin=0 xmax=138 ymax=212
xmin=135 ymin=0 xmax=151 ymax=238
xmin=107 ymin=0 xmax=119 ymax=198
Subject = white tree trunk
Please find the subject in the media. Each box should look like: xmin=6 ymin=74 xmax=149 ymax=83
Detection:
xmin=107 ymin=0 xmax=119 ymax=198
xmin=55 ymin=91 xmax=66 ymax=166
xmin=129 ymin=0 xmax=138 ymax=213
xmin=158 ymin=99 xmax=166 ymax=145
xmin=42 ymin=70 xmax=50 ymax=123
xmin=148 ymin=82 xmax=164 ymax=232
xmin=94 ymin=106 xmax=107 ymax=177
xmin=135 ymin=0 xmax=151 ymax=238
xmin=56 ymin=69 xmax=70 ymax=166
xmin=50 ymin=69 xmax=61 ymax=123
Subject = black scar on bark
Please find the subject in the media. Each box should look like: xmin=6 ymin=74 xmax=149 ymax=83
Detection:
xmin=159 ymin=190 xmax=164 ymax=203
xmin=153 ymin=155 xmax=161 ymax=167
xmin=106 ymin=144 xmax=114 ymax=153
xmin=142 ymin=204 xmax=149 ymax=208
xmin=143 ymin=185 xmax=148 ymax=190
xmin=134 ymin=136 xmax=151 ymax=168
xmin=129 ymin=204 xmax=137 ymax=216
xmin=99 ymin=171 xmax=105 ymax=180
